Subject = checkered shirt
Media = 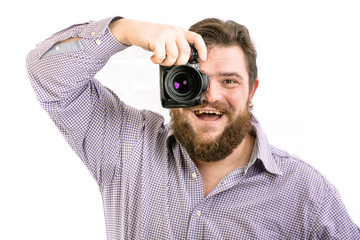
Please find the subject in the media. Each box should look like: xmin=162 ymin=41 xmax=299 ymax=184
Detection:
xmin=26 ymin=16 xmax=360 ymax=239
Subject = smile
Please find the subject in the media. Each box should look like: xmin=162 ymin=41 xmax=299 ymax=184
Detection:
xmin=193 ymin=109 xmax=224 ymax=121
xmin=194 ymin=110 xmax=223 ymax=116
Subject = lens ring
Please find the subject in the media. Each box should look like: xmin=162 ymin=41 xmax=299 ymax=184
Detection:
xmin=164 ymin=65 xmax=202 ymax=102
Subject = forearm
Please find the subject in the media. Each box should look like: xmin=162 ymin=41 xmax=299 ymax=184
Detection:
xmin=108 ymin=17 xmax=207 ymax=65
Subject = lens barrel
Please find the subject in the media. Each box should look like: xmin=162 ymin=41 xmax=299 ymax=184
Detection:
xmin=164 ymin=65 xmax=203 ymax=103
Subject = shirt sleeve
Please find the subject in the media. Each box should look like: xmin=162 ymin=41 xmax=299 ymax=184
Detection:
xmin=26 ymin=16 xmax=127 ymax=106
xmin=310 ymin=182 xmax=360 ymax=239
xmin=25 ymin=17 xmax=145 ymax=187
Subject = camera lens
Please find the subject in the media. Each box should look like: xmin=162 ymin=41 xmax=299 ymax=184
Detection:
xmin=173 ymin=75 xmax=190 ymax=94
xmin=165 ymin=65 xmax=202 ymax=102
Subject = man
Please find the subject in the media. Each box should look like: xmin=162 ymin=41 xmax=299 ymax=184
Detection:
xmin=26 ymin=16 xmax=359 ymax=239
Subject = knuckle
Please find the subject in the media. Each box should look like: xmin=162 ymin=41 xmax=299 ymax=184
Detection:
xmin=176 ymin=54 xmax=190 ymax=65
xmin=163 ymin=55 xmax=177 ymax=66
xmin=166 ymin=50 xmax=179 ymax=60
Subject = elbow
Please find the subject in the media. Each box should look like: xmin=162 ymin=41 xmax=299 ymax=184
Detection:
xmin=25 ymin=49 xmax=50 ymax=105
xmin=25 ymin=49 xmax=38 ymax=85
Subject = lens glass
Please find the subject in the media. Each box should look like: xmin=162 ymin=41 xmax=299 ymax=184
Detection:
xmin=173 ymin=75 xmax=191 ymax=94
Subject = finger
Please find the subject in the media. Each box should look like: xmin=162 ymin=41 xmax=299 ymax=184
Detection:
xmin=186 ymin=31 xmax=207 ymax=61
xmin=173 ymin=39 xmax=191 ymax=66
xmin=150 ymin=43 xmax=166 ymax=64
xmin=160 ymin=41 xmax=179 ymax=66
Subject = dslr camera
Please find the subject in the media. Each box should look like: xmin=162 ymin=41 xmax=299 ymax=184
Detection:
xmin=159 ymin=47 xmax=209 ymax=108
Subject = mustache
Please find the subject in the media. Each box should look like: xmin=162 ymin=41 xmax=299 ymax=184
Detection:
xmin=184 ymin=100 xmax=235 ymax=114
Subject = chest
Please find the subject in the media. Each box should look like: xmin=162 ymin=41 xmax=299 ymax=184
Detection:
xmin=164 ymin=171 xmax=310 ymax=239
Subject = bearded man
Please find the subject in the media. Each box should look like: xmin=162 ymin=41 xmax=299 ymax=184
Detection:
xmin=26 ymin=16 xmax=359 ymax=239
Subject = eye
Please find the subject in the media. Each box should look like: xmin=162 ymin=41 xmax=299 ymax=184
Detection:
xmin=222 ymin=79 xmax=239 ymax=86
xmin=224 ymin=79 xmax=236 ymax=84
xmin=220 ymin=78 xmax=241 ymax=89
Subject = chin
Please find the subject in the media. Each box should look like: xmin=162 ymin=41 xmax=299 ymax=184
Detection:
xmin=196 ymin=133 xmax=220 ymax=144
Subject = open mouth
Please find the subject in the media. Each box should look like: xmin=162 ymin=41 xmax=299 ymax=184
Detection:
xmin=194 ymin=110 xmax=224 ymax=121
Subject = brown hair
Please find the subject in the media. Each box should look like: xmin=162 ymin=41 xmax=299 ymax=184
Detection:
xmin=189 ymin=18 xmax=258 ymax=91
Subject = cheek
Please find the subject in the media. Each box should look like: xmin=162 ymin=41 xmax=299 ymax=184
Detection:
xmin=171 ymin=108 xmax=191 ymax=122
xmin=226 ymin=92 xmax=252 ymax=122
xmin=170 ymin=109 xmax=181 ymax=120
xmin=226 ymin=90 xmax=248 ymax=110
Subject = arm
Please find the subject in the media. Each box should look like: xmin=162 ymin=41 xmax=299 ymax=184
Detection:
xmin=25 ymin=16 xmax=206 ymax=186
xmin=26 ymin=17 xmax=206 ymax=107
xmin=26 ymin=17 xmax=128 ymax=186
xmin=55 ymin=18 xmax=207 ymax=65
xmin=108 ymin=18 xmax=207 ymax=65
xmin=310 ymin=183 xmax=360 ymax=239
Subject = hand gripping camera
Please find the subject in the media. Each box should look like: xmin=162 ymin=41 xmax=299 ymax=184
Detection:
xmin=159 ymin=47 xmax=209 ymax=108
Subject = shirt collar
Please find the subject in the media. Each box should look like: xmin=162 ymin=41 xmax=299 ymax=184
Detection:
xmin=166 ymin=114 xmax=283 ymax=176
xmin=251 ymin=115 xmax=283 ymax=175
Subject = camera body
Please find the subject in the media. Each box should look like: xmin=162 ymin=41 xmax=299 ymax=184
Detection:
xmin=159 ymin=47 xmax=209 ymax=108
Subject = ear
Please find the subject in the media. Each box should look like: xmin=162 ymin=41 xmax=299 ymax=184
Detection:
xmin=250 ymin=78 xmax=259 ymax=100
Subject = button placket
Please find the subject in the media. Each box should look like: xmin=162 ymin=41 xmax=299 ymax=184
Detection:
xmin=191 ymin=172 xmax=197 ymax=179
xmin=196 ymin=210 xmax=201 ymax=216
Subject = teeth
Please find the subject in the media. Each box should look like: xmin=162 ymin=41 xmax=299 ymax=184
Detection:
xmin=195 ymin=110 xmax=223 ymax=116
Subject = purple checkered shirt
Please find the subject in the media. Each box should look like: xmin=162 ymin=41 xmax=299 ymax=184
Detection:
xmin=26 ymin=16 xmax=360 ymax=239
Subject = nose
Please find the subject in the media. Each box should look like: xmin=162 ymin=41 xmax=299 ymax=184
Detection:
xmin=202 ymin=79 xmax=223 ymax=103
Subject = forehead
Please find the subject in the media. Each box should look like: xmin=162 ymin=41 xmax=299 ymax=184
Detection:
xmin=200 ymin=45 xmax=248 ymax=80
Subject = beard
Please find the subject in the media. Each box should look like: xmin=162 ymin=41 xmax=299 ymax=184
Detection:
xmin=170 ymin=100 xmax=253 ymax=163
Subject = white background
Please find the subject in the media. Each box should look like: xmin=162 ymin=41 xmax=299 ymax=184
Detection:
xmin=1 ymin=0 xmax=359 ymax=239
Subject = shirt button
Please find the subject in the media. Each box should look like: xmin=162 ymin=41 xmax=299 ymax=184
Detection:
xmin=55 ymin=46 xmax=60 ymax=51
xmin=91 ymin=31 xmax=96 ymax=36
xmin=191 ymin=172 xmax=197 ymax=179
xmin=95 ymin=39 xmax=101 ymax=45
xmin=196 ymin=211 xmax=201 ymax=216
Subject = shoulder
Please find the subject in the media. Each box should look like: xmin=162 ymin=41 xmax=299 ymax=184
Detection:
xmin=268 ymin=144 xmax=332 ymax=199
xmin=270 ymin=145 xmax=325 ymax=179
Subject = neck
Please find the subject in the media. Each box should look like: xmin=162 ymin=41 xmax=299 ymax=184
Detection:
xmin=194 ymin=133 xmax=256 ymax=197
